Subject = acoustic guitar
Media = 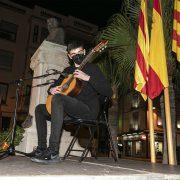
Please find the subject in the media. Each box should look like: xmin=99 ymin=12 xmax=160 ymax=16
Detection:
xmin=46 ymin=40 xmax=108 ymax=114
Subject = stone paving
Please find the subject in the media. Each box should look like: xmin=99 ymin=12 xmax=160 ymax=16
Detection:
xmin=0 ymin=156 xmax=179 ymax=180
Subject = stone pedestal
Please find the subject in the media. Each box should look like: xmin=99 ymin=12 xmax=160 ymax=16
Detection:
xmin=17 ymin=40 xmax=86 ymax=156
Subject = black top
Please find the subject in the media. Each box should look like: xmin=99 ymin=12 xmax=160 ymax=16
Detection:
xmin=48 ymin=63 xmax=112 ymax=117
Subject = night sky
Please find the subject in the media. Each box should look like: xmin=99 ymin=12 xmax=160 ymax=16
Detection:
xmin=9 ymin=0 xmax=122 ymax=27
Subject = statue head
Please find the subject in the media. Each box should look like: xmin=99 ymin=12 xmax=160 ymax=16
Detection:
xmin=47 ymin=18 xmax=59 ymax=32
xmin=46 ymin=17 xmax=65 ymax=45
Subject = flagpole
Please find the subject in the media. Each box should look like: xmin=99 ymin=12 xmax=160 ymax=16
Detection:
xmin=148 ymin=97 xmax=156 ymax=163
xmin=164 ymin=87 xmax=175 ymax=165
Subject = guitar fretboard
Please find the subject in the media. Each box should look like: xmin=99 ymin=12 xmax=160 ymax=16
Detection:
xmin=77 ymin=50 xmax=94 ymax=70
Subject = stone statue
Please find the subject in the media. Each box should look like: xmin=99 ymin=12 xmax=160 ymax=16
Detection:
xmin=46 ymin=18 xmax=65 ymax=45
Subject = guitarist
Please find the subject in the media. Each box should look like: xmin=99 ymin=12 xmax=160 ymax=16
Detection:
xmin=30 ymin=40 xmax=113 ymax=164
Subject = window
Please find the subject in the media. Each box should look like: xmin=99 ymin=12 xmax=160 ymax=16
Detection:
xmin=24 ymin=85 xmax=31 ymax=106
xmin=157 ymin=117 xmax=162 ymax=127
xmin=0 ymin=82 xmax=8 ymax=104
xmin=40 ymin=27 xmax=49 ymax=43
xmin=177 ymin=120 xmax=180 ymax=129
xmin=0 ymin=20 xmax=18 ymax=42
xmin=130 ymin=111 xmax=139 ymax=131
xmin=135 ymin=141 xmax=142 ymax=155
xmin=131 ymin=93 xmax=140 ymax=108
xmin=155 ymin=141 xmax=163 ymax=156
xmin=2 ymin=117 xmax=11 ymax=131
xmin=0 ymin=49 xmax=14 ymax=71
xmin=133 ymin=112 xmax=139 ymax=130
xmin=125 ymin=141 xmax=132 ymax=156
xmin=33 ymin=25 xmax=39 ymax=43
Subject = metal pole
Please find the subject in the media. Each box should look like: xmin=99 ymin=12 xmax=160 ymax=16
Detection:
xmin=164 ymin=87 xmax=175 ymax=165
xmin=148 ymin=97 xmax=156 ymax=163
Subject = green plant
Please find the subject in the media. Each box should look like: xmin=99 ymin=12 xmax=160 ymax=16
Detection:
xmin=0 ymin=125 xmax=25 ymax=152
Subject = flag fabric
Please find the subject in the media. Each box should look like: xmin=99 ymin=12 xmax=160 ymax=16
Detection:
xmin=134 ymin=0 xmax=149 ymax=100
xmin=172 ymin=0 xmax=180 ymax=62
xmin=148 ymin=0 xmax=169 ymax=99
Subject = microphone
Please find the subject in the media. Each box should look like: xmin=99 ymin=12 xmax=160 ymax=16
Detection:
xmin=32 ymin=79 xmax=56 ymax=88
xmin=46 ymin=69 xmax=68 ymax=77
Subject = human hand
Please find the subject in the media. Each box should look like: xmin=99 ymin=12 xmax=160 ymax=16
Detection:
xmin=49 ymin=86 xmax=62 ymax=95
xmin=73 ymin=69 xmax=90 ymax=81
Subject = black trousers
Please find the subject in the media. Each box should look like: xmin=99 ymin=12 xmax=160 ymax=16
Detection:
xmin=35 ymin=94 xmax=95 ymax=151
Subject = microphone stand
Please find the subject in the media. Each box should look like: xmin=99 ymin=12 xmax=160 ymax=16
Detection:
xmin=0 ymin=70 xmax=64 ymax=160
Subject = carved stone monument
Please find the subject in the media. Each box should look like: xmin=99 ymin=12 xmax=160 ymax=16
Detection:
xmin=17 ymin=18 xmax=90 ymax=156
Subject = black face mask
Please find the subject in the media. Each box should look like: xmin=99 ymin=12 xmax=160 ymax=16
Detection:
xmin=71 ymin=54 xmax=85 ymax=65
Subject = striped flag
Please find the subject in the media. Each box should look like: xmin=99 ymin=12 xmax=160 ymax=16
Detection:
xmin=148 ymin=0 xmax=169 ymax=99
xmin=172 ymin=0 xmax=180 ymax=62
xmin=134 ymin=0 xmax=149 ymax=100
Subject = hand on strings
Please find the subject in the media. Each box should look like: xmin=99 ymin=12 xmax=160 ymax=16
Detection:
xmin=49 ymin=86 xmax=62 ymax=95
xmin=74 ymin=69 xmax=90 ymax=81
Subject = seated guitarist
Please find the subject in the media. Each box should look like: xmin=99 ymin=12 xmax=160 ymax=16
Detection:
xmin=30 ymin=40 xmax=112 ymax=164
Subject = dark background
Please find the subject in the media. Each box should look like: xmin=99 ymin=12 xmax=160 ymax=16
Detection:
xmin=9 ymin=0 xmax=122 ymax=27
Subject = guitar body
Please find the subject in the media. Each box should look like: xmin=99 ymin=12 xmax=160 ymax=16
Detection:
xmin=46 ymin=75 xmax=82 ymax=114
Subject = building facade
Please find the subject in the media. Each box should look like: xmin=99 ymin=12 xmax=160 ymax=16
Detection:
xmin=0 ymin=0 xmax=98 ymax=131
xmin=119 ymin=91 xmax=180 ymax=161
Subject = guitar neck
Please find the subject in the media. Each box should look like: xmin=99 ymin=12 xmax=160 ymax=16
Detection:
xmin=77 ymin=50 xmax=94 ymax=70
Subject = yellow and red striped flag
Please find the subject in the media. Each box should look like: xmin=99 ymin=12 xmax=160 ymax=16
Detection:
xmin=134 ymin=0 xmax=149 ymax=100
xmin=148 ymin=0 xmax=169 ymax=99
xmin=172 ymin=0 xmax=180 ymax=62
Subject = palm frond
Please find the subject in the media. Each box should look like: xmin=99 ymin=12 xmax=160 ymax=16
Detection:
xmin=95 ymin=0 xmax=176 ymax=96
xmin=161 ymin=0 xmax=174 ymax=61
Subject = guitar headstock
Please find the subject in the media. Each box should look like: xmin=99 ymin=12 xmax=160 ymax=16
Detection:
xmin=93 ymin=40 xmax=108 ymax=53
